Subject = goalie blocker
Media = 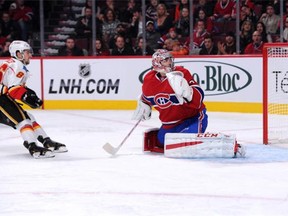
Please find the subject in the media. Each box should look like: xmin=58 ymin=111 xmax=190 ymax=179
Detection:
xmin=143 ymin=129 xmax=245 ymax=158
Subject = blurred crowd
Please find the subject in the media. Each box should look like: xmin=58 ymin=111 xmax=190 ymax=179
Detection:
xmin=0 ymin=0 xmax=34 ymax=56
xmin=0 ymin=0 xmax=288 ymax=56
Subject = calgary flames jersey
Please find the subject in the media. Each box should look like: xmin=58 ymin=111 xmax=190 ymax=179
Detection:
xmin=141 ymin=66 xmax=205 ymax=128
xmin=0 ymin=58 xmax=30 ymax=100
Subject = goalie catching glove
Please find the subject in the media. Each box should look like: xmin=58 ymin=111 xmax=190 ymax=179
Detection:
xmin=166 ymin=71 xmax=192 ymax=104
xmin=132 ymin=98 xmax=151 ymax=121
xmin=21 ymin=88 xmax=43 ymax=109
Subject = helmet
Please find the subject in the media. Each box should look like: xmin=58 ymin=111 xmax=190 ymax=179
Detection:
xmin=9 ymin=40 xmax=33 ymax=59
xmin=152 ymin=49 xmax=174 ymax=73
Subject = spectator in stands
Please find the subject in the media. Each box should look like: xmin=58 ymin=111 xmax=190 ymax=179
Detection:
xmin=58 ymin=37 xmax=84 ymax=56
xmin=81 ymin=0 xmax=101 ymax=20
xmin=192 ymin=19 xmax=210 ymax=51
xmin=259 ymin=4 xmax=281 ymax=35
xmin=101 ymin=8 xmax=120 ymax=49
xmin=175 ymin=6 xmax=190 ymax=38
xmin=158 ymin=27 xmax=179 ymax=49
xmin=100 ymin=0 xmax=120 ymax=20
xmin=283 ymin=17 xmax=288 ymax=42
xmin=240 ymin=20 xmax=253 ymax=53
xmin=119 ymin=0 xmax=139 ymax=24
xmin=194 ymin=0 xmax=215 ymax=17
xmin=282 ymin=1 xmax=288 ymax=25
xmin=134 ymin=36 xmax=154 ymax=56
xmin=244 ymin=30 xmax=264 ymax=54
xmin=162 ymin=38 xmax=174 ymax=51
xmin=111 ymin=35 xmax=134 ymax=55
xmin=269 ymin=0 xmax=281 ymax=15
xmin=127 ymin=7 xmax=143 ymax=39
xmin=90 ymin=38 xmax=110 ymax=56
xmin=195 ymin=7 xmax=213 ymax=34
xmin=211 ymin=0 xmax=235 ymax=22
xmin=243 ymin=0 xmax=255 ymax=11
xmin=240 ymin=4 xmax=257 ymax=29
xmin=9 ymin=0 xmax=33 ymax=41
xmin=154 ymin=3 xmax=173 ymax=36
xmin=170 ymin=40 xmax=189 ymax=56
xmin=75 ymin=6 xmax=102 ymax=51
xmin=75 ymin=7 xmax=93 ymax=38
xmin=217 ymin=31 xmax=237 ymax=55
xmin=0 ymin=11 xmax=19 ymax=44
xmin=109 ymin=23 xmax=132 ymax=50
xmin=256 ymin=21 xmax=272 ymax=43
xmin=0 ymin=39 xmax=11 ymax=57
xmin=174 ymin=0 xmax=189 ymax=21
xmin=145 ymin=20 xmax=161 ymax=51
xmin=199 ymin=35 xmax=218 ymax=55
xmin=146 ymin=0 xmax=159 ymax=22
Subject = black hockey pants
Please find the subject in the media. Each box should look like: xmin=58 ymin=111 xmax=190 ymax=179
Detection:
xmin=0 ymin=94 xmax=29 ymax=129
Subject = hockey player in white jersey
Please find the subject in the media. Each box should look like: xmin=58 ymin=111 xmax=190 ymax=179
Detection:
xmin=0 ymin=40 xmax=67 ymax=158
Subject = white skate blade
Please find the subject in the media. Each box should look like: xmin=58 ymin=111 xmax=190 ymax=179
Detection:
xmin=53 ymin=146 xmax=68 ymax=153
xmin=46 ymin=146 xmax=68 ymax=153
xmin=32 ymin=151 xmax=55 ymax=159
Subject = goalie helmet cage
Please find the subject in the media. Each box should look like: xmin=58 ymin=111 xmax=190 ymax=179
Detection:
xmin=263 ymin=43 xmax=288 ymax=145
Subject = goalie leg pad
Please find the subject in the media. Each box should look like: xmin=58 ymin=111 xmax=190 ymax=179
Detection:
xmin=164 ymin=132 xmax=245 ymax=158
xmin=143 ymin=128 xmax=164 ymax=153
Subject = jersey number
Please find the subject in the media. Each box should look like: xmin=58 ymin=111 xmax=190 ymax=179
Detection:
xmin=16 ymin=71 xmax=24 ymax=78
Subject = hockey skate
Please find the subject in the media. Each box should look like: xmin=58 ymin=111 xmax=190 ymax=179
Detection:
xmin=38 ymin=136 xmax=68 ymax=153
xmin=23 ymin=142 xmax=55 ymax=159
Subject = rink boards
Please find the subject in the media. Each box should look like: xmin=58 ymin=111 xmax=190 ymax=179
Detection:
xmin=0 ymin=56 xmax=262 ymax=113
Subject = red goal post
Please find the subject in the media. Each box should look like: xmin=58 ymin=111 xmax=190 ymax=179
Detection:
xmin=263 ymin=43 xmax=288 ymax=144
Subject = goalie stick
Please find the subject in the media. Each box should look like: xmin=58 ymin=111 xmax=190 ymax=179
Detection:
xmin=103 ymin=118 xmax=142 ymax=155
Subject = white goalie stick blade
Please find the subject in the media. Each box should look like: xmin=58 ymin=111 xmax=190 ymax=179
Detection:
xmin=102 ymin=143 xmax=118 ymax=155
xmin=103 ymin=119 xmax=142 ymax=156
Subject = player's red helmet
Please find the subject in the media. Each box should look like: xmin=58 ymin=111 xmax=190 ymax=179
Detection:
xmin=152 ymin=49 xmax=174 ymax=73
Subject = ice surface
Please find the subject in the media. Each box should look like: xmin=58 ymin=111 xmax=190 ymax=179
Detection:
xmin=0 ymin=110 xmax=288 ymax=216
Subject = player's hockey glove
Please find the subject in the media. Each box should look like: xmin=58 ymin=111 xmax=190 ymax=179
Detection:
xmin=0 ymin=84 xmax=8 ymax=95
xmin=132 ymin=98 xmax=151 ymax=121
xmin=166 ymin=71 xmax=192 ymax=104
xmin=21 ymin=88 xmax=43 ymax=109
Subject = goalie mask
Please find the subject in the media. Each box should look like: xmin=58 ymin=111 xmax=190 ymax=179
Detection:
xmin=9 ymin=40 xmax=33 ymax=61
xmin=152 ymin=49 xmax=174 ymax=73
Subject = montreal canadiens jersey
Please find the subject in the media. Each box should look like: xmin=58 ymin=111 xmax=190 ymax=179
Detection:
xmin=0 ymin=58 xmax=30 ymax=100
xmin=141 ymin=66 xmax=205 ymax=128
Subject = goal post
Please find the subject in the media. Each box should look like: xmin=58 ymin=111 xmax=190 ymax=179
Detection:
xmin=263 ymin=43 xmax=288 ymax=144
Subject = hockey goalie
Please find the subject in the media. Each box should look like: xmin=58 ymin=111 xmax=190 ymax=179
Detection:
xmin=132 ymin=49 xmax=245 ymax=158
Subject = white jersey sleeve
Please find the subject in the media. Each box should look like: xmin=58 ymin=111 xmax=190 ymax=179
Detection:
xmin=1 ymin=58 xmax=29 ymax=88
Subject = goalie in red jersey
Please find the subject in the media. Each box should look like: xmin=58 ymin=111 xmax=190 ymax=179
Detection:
xmin=0 ymin=40 xmax=67 ymax=158
xmin=132 ymin=49 xmax=208 ymax=153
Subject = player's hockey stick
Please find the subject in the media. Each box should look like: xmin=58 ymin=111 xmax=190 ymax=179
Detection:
xmin=103 ymin=118 xmax=142 ymax=155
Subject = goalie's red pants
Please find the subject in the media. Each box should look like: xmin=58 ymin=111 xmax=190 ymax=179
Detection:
xmin=157 ymin=108 xmax=208 ymax=146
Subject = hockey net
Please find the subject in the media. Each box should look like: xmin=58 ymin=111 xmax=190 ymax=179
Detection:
xmin=263 ymin=43 xmax=288 ymax=144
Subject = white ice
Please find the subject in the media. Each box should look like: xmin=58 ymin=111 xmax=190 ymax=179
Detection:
xmin=1 ymin=110 xmax=288 ymax=216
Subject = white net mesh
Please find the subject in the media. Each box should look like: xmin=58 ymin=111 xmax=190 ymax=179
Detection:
xmin=266 ymin=46 xmax=288 ymax=143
